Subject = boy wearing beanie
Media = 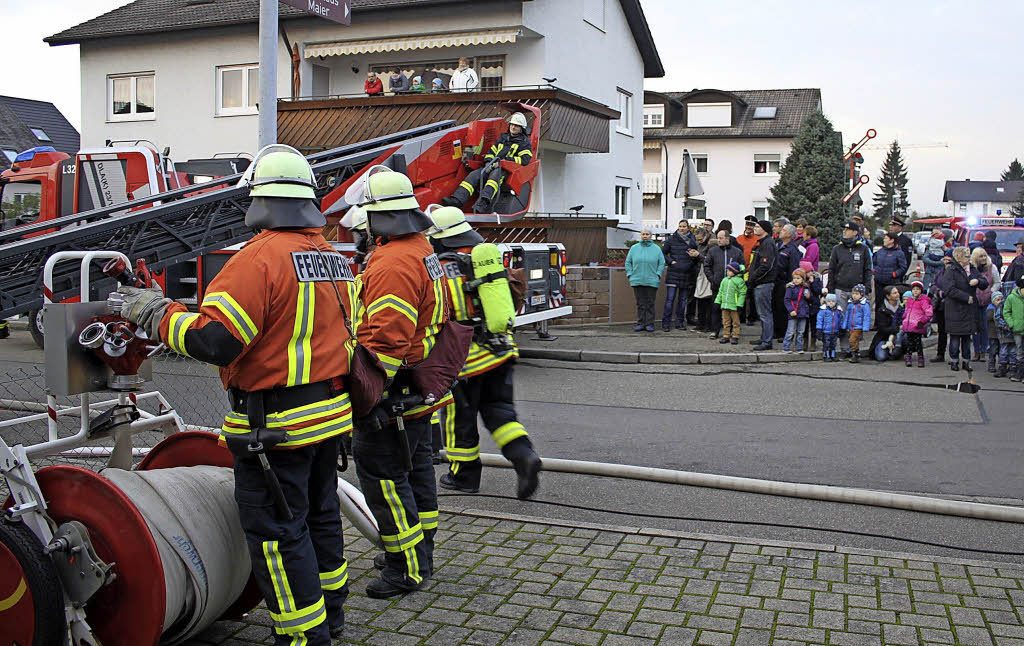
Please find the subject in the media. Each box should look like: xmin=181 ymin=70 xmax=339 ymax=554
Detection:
xmin=714 ymin=261 xmax=747 ymax=344
xmin=816 ymin=293 xmax=843 ymax=361
xmin=999 ymin=276 xmax=1024 ymax=381
xmin=843 ymin=284 xmax=872 ymax=363
xmin=987 ymin=291 xmax=1005 ymax=373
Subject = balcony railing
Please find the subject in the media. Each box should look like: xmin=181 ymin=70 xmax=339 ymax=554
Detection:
xmin=642 ymin=173 xmax=664 ymax=194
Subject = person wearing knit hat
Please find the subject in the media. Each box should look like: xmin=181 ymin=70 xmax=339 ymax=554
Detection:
xmin=986 ymin=290 xmax=1006 ymax=373
xmin=842 ymin=284 xmax=872 ymax=363
xmin=993 ymin=285 xmax=1019 ymax=379
xmin=1007 ymin=276 xmax=1024 ymax=382
xmin=816 ymin=292 xmax=843 ymax=361
xmin=747 ymin=217 xmax=779 ymax=350
xmin=782 ymin=269 xmax=811 ymax=353
xmin=799 ymin=259 xmax=822 ymax=352
xmin=714 ymin=260 xmax=747 ymax=344
xmin=902 ymin=280 xmax=933 ymax=368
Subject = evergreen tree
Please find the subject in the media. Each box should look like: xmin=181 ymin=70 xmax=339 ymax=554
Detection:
xmin=1002 ymin=158 xmax=1024 ymax=181
xmin=767 ymin=111 xmax=846 ymax=250
xmin=1012 ymin=186 xmax=1024 ymax=217
xmin=872 ymin=140 xmax=910 ymax=220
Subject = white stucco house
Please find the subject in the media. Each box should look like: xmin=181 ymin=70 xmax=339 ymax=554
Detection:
xmin=46 ymin=0 xmax=664 ymax=233
xmin=942 ymin=180 xmax=1024 ymax=219
xmin=641 ymin=88 xmax=823 ymax=234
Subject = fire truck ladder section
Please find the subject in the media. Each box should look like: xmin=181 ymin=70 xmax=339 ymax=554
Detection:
xmin=0 ymin=121 xmax=458 ymax=320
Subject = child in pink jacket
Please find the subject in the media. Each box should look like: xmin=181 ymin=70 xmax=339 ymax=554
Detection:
xmin=901 ymin=280 xmax=934 ymax=367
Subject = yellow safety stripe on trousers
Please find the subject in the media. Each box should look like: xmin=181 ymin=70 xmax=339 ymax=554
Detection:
xmin=375 ymin=351 xmax=403 ymax=379
xmin=419 ymin=510 xmax=439 ymax=531
xmin=484 ymin=179 xmax=501 ymax=196
xmin=319 ymin=561 xmax=349 ymax=591
xmin=288 ymin=637 xmax=308 ymax=646
xmin=202 ymin=292 xmax=258 ymax=344
xmin=459 ymin=180 xmax=475 ymax=195
xmin=492 ymin=421 xmax=528 ymax=449
xmin=263 ymin=541 xmax=292 ymax=633
xmin=287 ymin=281 xmax=315 ymax=387
xmin=379 ymin=523 xmax=424 ymax=552
xmin=442 ymin=401 xmax=456 ymax=452
xmin=167 ymin=312 xmax=199 ymax=357
xmin=447 ymin=277 xmax=468 ymax=321
xmin=270 ymin=597 xmax=327 ymax=635
xmin=366 ymin=294 xmax=418 ymax=325
xmin=380 ymin=480 xmax=422 ymax=583
xmin=445 ymin=444 xmax=480 ymax=462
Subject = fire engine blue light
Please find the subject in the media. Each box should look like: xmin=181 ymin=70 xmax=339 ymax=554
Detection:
xmin=966 ymin=216 xmax=979 ymax=226
xmin=14 ymin=146 xmax=57 ymax=163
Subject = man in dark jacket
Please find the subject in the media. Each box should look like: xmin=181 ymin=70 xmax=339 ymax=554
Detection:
xmin=661 ymin=220 xmax=699 ymax=330
xmin=873 ymin=232 xmax=909 ymax=314
xmin=748 ymin=220 xmax=778 ymax=350
xmin=774 ymin=224 xmax=802 ymax=342
xmin=704 ymin=229 xmax=744 ymax=338
xmin=889 ymin=216 xmax=914 ymax=277
xmin=1004 ymin=241 xmax=1024 ymax=290
xmin=829 ymin=221 xmax=874 ymax=357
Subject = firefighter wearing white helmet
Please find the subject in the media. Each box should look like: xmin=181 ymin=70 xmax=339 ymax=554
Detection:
xmin=117 ymin=143 xmax=354 ymax=644
xmin=339 ymin=205 xmax=372 ymax=268
xmin=349 ymin=167 xmax=457 ymax=598
xmin=426 ymin=207 xmax=542 ymax=499
xmin=441 ymin=111 xmax=533 ymax=214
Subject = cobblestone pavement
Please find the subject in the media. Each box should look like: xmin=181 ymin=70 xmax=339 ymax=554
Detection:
xmin=186 ymin=511 xmax=1024 ymax=646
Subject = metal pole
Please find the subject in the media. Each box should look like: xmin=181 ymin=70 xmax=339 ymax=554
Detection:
xmin=258 ymin=0 xmax=279 ymax=148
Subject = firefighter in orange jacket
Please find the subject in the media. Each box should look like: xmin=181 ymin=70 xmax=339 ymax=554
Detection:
xmin=350 ymin=167 xmax=453 ymax=598
xmin=426 ymin=207 xmax=542 ymax=498
xmin=116 ymin=146 xmax=353 ymax=645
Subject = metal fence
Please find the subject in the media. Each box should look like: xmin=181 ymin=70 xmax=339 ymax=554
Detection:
xmin=0 ymin=352 xmax=230 ymax=491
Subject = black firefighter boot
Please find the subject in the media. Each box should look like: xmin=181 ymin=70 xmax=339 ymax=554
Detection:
xmin=504 ymin=437 xmax=542 ymax=500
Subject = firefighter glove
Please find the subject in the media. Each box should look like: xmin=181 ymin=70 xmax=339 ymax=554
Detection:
xmin=117 ymin=285 xmax=171 ymax=341
xmin=354 ymin=406 xmax=390 ymax=434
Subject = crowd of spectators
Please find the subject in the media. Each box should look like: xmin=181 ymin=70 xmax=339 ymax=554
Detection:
xmin=623 ymin=214 xmax=1024 ymax=382
xmin=364 ymin=58 xmax=481 ymax=96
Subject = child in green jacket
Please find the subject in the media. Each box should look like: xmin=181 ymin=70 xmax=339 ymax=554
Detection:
xmin=714 ymin=261 xmax=746 ymax=344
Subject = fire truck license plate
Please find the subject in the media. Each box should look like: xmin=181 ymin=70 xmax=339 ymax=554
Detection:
xmin=530 ymin=294 xmax=546 ymax=306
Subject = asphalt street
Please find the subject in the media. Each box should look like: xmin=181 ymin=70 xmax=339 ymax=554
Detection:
xmin=1 ymin=328 xmax=1022 ymax=563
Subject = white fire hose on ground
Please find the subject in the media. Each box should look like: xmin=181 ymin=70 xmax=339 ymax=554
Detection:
xmin=103 ymin=466 xmax=251 ymax=645
xmin=470 ymin=453 xmax=1024 ymax=524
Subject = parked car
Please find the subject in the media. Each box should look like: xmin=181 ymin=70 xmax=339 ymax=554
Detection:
xmin=912 ymin=231 xmax=930 ymax=258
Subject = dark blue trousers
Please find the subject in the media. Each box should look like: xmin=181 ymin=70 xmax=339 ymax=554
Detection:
xmin=233 ymin=437 xmax=348 ymax=646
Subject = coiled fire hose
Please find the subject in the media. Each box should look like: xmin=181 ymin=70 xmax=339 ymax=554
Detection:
xmin=103 ymin=466 xmax=250 ymax=645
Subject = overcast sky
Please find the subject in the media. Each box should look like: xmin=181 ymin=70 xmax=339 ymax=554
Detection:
xmin=3 ymin=0 xmax=1022 ymax=214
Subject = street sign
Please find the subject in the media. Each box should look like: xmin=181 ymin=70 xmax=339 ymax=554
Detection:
xmin=280 ymin=0 xmax=351 ymax=24
xmin=674 ymin=149 xmax=704 ymax=199
xmin=684 ymin=198 xmax=706 ymax=208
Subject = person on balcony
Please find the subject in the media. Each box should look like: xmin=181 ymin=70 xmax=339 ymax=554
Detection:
xmin=364 ymin=71 xmax=384 ymax=96
xmin=441 ymin=112 xmax=532 ymax=214
xmin=388 ymin=68 xmax=410 ymax=93
xmin=409 ymin=76 xmax=428 ymax=93
xmin=450 ymin=57 xmax=480 ymax=93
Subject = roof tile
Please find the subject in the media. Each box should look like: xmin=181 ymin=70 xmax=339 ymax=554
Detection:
xmin=645 ymin=88 xmax=822 ymax=139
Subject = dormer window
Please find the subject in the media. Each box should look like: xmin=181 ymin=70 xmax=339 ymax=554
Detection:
xmin=687 ymin=102 xmax=731 ymax=127
xmin=643 ymin=104 xmax=664 ymax=128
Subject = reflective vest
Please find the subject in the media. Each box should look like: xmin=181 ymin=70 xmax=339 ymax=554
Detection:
xmin=438 ymin=249 xmax=518 ymax=379
xmin=158 ymin=228 xmax=359 ymax=448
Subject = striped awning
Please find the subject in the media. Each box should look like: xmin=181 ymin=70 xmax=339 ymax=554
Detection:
xmin=304 ymin=28 xmax=520 ymax=58
xmin=643 ymin=140 xmax=661 ymax=150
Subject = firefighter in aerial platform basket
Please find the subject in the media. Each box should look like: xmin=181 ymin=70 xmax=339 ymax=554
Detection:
xmin=441 ymin=111 xmax=533 ymax=214
xmin=117 ymin=145 xmax=355 ymax=645
xmin=346 ymin=166 xmax=470 ymax=598
xmin=426 ymin=206 xmax=543 ymax=499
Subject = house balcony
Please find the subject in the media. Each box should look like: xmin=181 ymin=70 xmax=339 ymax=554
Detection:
xmin=276 ymin=85 xmax=620 ymax=155
xmin=642 ymin=172 xmax=664 ymax=199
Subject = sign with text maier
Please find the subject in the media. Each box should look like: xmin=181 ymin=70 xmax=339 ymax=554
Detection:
xmin=280 ymin=0 xmax=351 ymax=25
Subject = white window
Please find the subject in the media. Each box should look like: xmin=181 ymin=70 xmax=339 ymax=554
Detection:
xmin=642 ymin=104 xmax=664 ymax=128
xmin=754 ymin=153 xmax=781 ymax=175
xmin=108 ymin=73 xmax=155 ymax=121
xmin=2 ymin=150 xmax=17 ymax=163
xmin=616 ymin=89 xmax=633 ymax=135
xmin=583 ymin=0 xmax=605 ymax=30
xmin=754 ymin=205 xmax=770 ymax=219
xmin=690 ymin=153 xmax=708 ymax=174
xmin=614 ymin=183 xmax=630 ymax=218
xmin=30 ymin=128 xmax=51 ymax=142
xmin=687 ymin=102 xmax=731 ymax=127
xmin=217 ymin=64 xmax=260 ymax=116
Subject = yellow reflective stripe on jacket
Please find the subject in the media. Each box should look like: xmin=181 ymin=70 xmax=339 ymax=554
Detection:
xmin=367 ymin=294 xmax=418 ymax=325
xmin=219 ymin=395 xmax=353 ymax=447
xmin=264 ymin=541 xmax=327 ymax=635
xmin=286 ymin=281 xmax=315 ymax=387
xmin=319 ymin=562 xmax=348 ymax=591
xmin=446 ymin=445 xmax=480 ymax=462
xmin=380 ymin=479 xmax=423 ymax=583
xmin=514 ymin=148 xmax=533 ymax=164
xmin=485 ymin=142 xmax=503 ymax=160
xmin=167 ymin=312 xmax=199 ymax=357
xmin=447 ymin=277 xmax=469 ymax=321
xmin=492 ymin=421 xmax=528 ymax=449
xmin=420 ymin=510 xmax=439 ymax=531
xmin=406 ymin=390 xmax=454 ymax=418
xmin=459 ymin=341 xmax=518 ymax=378
xmin=202 ymin=292 xmax=258 ymax=344
xmin=375 ymin=352 xmax=403 ymax=378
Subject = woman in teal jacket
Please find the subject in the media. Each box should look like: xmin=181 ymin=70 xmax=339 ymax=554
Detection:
xmin=625 ymin=229 xmax=665 ymax=331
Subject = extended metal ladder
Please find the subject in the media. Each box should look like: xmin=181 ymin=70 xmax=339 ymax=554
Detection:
xmin=0 ymin=121 xmax=457 ymax=319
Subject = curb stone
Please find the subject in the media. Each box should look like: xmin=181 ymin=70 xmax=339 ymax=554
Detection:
xmin=638 ymin=352 xmax=700 ymax=364
xmin=579 ymin=350 xmax=638 ymax=364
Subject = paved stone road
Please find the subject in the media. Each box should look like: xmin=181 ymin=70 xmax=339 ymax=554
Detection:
xmin=186 ymin=511 xmax=1024 ymax=646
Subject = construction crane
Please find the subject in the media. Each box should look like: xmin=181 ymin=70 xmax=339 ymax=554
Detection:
xmin=861 ymin=142 xmax=950 ymax=151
